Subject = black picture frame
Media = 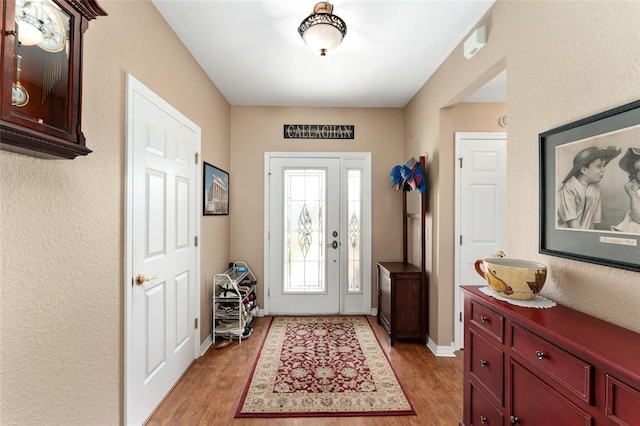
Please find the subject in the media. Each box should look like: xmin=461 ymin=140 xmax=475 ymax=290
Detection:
xmin=203 ymin=162 xmax=229 ymax=216
xmin=539 ymin=99 xmax=640 ymax=272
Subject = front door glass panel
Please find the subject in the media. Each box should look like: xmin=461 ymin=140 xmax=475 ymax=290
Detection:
xmin=284 ymin=169 xmax=326 ymax=293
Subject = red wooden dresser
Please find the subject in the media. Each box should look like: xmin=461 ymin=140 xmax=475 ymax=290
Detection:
xmin=461 ymin=285 xmax=640 ymax=426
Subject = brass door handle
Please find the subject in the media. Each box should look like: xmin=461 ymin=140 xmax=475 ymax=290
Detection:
xmin=135 ymin=274 xmax=158 ymax=285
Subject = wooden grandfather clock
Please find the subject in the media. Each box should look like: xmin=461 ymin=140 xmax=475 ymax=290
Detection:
xmin=1 ymin=0 xmax=106 ymax=159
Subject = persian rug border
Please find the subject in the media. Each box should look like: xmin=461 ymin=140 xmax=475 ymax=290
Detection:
xmin=235 ymin=315 xmax=416 ymax=418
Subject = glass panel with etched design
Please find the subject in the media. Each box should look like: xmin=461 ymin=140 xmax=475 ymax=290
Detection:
xmin=347 ymin=169 xmax=362 ymax=293
xmin=284 ymin=169 xmax=326 ymax=293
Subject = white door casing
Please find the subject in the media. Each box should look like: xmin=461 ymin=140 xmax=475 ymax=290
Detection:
xmin=263 ymin=152 xmax=371 ymax=316
xmin=454 ymin=132 xmax=507 ymax=350
xmin=125 ymin=74 xmax=201 ymax=425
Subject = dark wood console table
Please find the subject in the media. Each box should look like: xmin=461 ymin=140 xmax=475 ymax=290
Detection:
xmin=377 ymin=262 xmax=426 ymax=345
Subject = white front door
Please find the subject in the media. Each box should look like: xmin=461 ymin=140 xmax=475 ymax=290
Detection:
xmin=454 ymin=132 xmax=507 ymax=350
xmin=268 ymin=157 xmax=341 ymax=314
xmin=125 ymin=74 xmax=201 ymax=425
xmin=265 ymin=153 xmax=372 ymax=316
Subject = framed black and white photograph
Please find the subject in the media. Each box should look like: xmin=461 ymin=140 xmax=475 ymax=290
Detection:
xmin=539 ymin=99 xmax=640 ymax=272
xmin=203 ymin=162 xmax=229 ymax=216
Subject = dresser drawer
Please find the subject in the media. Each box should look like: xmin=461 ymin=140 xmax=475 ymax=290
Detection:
xmin=605 ymin=374 xmax=640 ymax=425
xmin=470 ymin=329 xmax=504 ymax=405
xmin=470 ymin=300 xmax=504 ymax=343
xmin=511 ymin=323 xmax=593 ymax=405
xmin=470 ymin=380 xmax=503 ymax=426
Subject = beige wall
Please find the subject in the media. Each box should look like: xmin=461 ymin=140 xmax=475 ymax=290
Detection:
xmin=0 ymin=1 xmax=230 ymax=424
xmin=229 ymin=107 xmax=405 ymax=310
xmin=407 ymin=103 xmax=507 ymax=343
xmin=405 ymin=0 xmax=640 ymax=346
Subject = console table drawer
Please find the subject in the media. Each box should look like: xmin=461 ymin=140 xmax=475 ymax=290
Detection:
xmin=470 ymin=380 xmax=503 ymax=426
xmin=470 ymin=300 xmax=504 ymax=343
xmin=470 ymin=330 xmax=503 ymax=405
xmin=511 ymin=323 xmax=593 ymax=404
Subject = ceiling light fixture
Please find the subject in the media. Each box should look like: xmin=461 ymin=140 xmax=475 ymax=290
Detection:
xmin=298 ymin=2 xmax=347 ymax=57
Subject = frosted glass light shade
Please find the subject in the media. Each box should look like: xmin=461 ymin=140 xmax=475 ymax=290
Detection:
xmin=298 ymin=2 xmax=347 ymax=56
xmin=303 ymin=23 xmax=344 ymax=53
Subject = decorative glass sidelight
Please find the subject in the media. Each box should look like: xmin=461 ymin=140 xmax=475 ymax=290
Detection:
xmin=284 ymin=169 xmax=326 ymax=293
xmin=347 ymin=169 xmax=362 ymax=293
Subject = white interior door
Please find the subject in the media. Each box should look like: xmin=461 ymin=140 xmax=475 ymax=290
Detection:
xmin=454 ymin=132 xmax=507 ymax=350
xmin=125 ymin=74 xmax=201 ymax=425
xmin=268 ymin=157 xmax=341 ymax=314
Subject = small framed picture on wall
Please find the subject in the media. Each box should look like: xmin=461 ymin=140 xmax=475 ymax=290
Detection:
xmin=203 ymin=162 xmax=229 ymax=216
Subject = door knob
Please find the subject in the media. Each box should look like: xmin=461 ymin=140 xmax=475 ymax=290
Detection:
xmin=328 ymin=240 xmax=339 ymax=249
xmin=135 ymin=274 xmax=158 ymax=285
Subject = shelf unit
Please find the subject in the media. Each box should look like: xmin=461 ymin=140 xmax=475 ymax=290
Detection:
xmin=213 ymin=261 xmax=258 ymax=343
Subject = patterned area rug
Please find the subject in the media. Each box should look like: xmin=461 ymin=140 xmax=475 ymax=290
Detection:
xmin=235 ymin=316 xmax=415 ymax=418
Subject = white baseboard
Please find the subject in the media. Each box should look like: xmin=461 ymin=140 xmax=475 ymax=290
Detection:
xmin=370 ymin=308 xmax=378 ymax=316
xmin=200 ymin=334 xmax=212 ymax=356
xmin=427 ymin=337 xmax=457 ymax=357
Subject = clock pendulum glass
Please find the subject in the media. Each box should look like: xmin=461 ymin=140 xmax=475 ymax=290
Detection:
xmin=12 ymin=0 xmax=70 ymax=130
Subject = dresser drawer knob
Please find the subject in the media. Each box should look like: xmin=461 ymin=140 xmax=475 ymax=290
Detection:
xmin=480 ymin=315 xmax=488 ymax=323
xmin=480 ymin=415 xmax=488 ymax=424
xmin=536 ymin=351 xmax=546 ymax=360
xmin=510 ymin=415 xmax=520 ymax=424
xmin=480 ymin=359 xmax=488 ymax=367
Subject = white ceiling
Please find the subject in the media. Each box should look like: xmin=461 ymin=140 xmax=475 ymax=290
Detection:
xmin=151 ymin=0 xmax=504 ymax=108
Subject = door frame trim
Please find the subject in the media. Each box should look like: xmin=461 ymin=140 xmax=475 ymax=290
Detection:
xmin=454 ymin=132 xmax=506 ymax=350
xmin=124 ymin=73 xmax=202 ymax=425
xmin=263 ymin=152 xmax=372 ymax=316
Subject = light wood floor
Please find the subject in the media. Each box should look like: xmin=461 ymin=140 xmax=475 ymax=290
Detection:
xmin=147 ymin=315 xmax=464 ymax=425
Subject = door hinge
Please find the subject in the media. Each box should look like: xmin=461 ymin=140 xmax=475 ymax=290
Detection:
xmin=268 ymin=288 xmax=270 ymax=297
xmin=195 ymin=152 xmax=200 ymax=164
xmin=460 ymin=235 xmax=463 ymax=245
xmin=458 ymin=157 xmax=463 ymax=168
xmin=194 ymin=236 xmax=198 ymax=247
xmin=459 ymin=312 xmax=463 ymax=322
xmin=194 ymin=318 xmax=198 ymax=329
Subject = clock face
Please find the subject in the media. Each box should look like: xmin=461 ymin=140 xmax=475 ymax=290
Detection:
xmin=15 ymin=0 xmax=67 ymax=53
